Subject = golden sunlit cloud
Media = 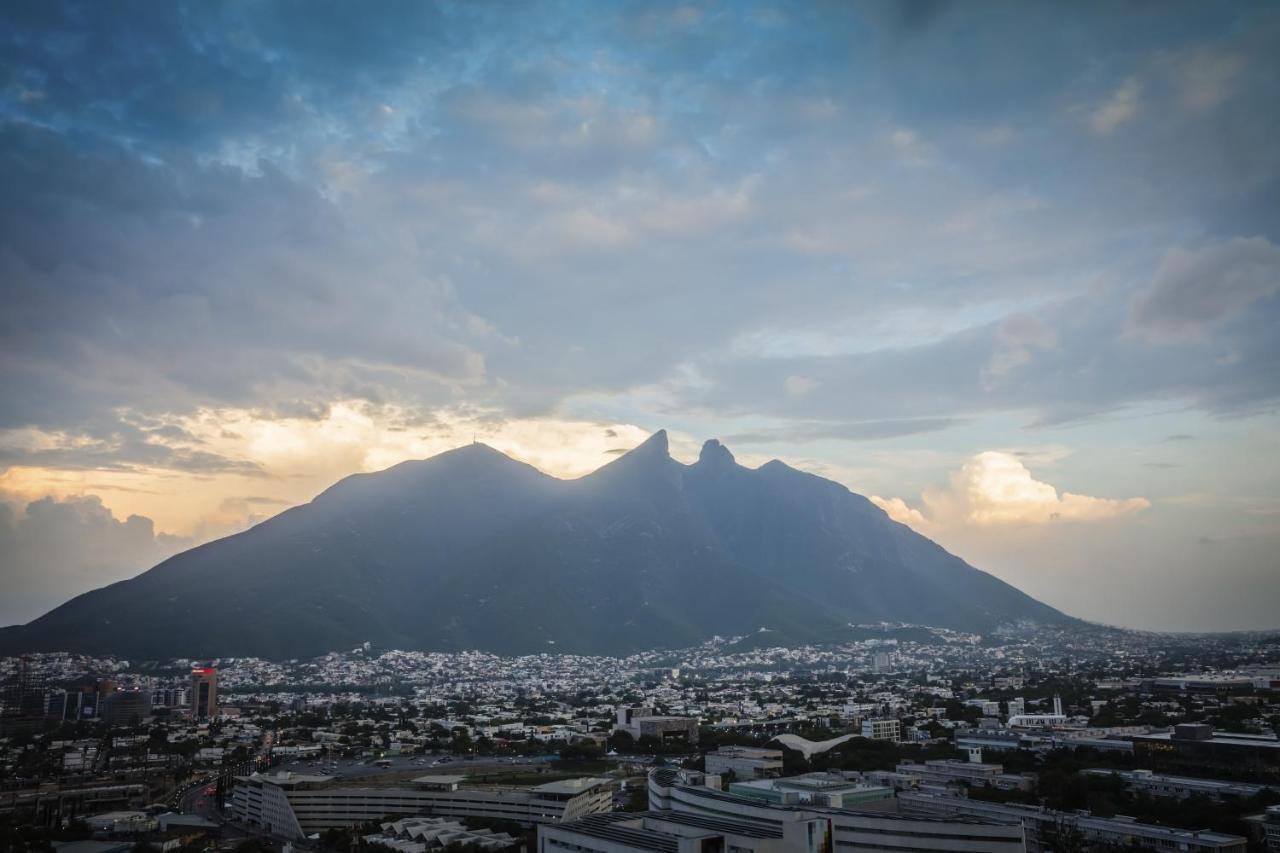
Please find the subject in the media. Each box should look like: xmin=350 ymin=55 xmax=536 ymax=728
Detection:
xmin=872 ymin=450 xmax=1150 ymax=533
xmin=0 ymin=403 xmax=655 ymax=538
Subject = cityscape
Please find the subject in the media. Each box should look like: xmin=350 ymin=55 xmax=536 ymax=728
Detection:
xmin=3 ymin=2 xmax=1279 ymax=853
xmin=3 ymin=625 xmax=1279 ymax=851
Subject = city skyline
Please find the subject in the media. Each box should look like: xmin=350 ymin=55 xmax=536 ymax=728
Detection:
xmin=2 ymin=2 xmax=1279 ymax=632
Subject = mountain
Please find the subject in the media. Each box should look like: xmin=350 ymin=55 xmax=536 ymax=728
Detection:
xmin=0 ymin=432 xmax=1075 ymax=658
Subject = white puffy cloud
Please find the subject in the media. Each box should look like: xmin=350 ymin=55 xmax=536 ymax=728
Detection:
xmin=875 ymin=450 xmax=1149 ymax=531
xmin=869 ymin=495 xmax=933 ymax=531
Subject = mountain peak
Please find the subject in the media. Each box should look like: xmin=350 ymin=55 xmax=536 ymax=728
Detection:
xmin=698 ymin=438 xmax=736 ymax=468
xmin=628 ymin=429 xmax=670 ymax=459
xmin=0 ymin=430 xmax=1073 ymax=658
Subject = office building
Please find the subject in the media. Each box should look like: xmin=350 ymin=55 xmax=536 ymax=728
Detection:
xmin=899 ymin=790 xmax=1247 ymax=852
xmin=728 ymin=774 xmax=893 ymax=809
xmin=895 ymin=758 xmax=1034 ymax=792
xmin=0 ymin=657 xmax=47 ymax=735
xmin=614 ymin=707 xmax=698 ymax=745
xmin=46 ymin=689 xmax=94 ymax=722
xmin=648 ymin=768 xmax=1027 ymax=852
xmin=541 ymin=810 xmax=829 ymax=853
xmin=190 ymin=665 xmax=217 ymax=720
xmin=859 ymin=718 xmax=900 ymax=742
xmin=1133 ymin=723 xmax=1280 ymax=773
xmin=1081 ymin=768 xmax=1267 ymax=802
xmin=101 ymin=691 xmax=150 ymax=727
xmin=230 ymin=771 xmax=612 ymax=839
xmin=704 ymin=746 xmax=785 ymax=780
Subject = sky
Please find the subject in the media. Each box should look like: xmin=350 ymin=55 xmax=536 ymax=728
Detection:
xmin=1 ymin=1 xmax=1278 ymax=633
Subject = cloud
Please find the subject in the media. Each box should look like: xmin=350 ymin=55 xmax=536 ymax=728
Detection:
xmin=0 ymin=0 xmax=1278 ymax=631
xmin=1177 ymin=50 xmax=1243 ymax=110
xmin=1091 ymin=77 xmax=1142 ymax=133
xmin=876 ymin=450 xmax=1149 ymax=531
xmin=724 ymin=418 xmax=959 ymax=444
xmin=784 ymin=375 xmax=819 ymax=397
xmin=0 ymin=494 xmax=191 ymax=626
xmin=981 ymin=313 xmax=1058 ymax=389
xmin=869 ymin=495 xmax=933 ymax=531
xmin=1129 ymin=237 xmax=1280 ymax=344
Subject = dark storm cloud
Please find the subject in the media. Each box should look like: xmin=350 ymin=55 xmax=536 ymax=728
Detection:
xmin=685 ymin=275 xmax=1280 ymax=426
xmin=0 ymin=0 xmax=1278 ymax=450
xmin=0 ymin=495 xmax=190 ymax=625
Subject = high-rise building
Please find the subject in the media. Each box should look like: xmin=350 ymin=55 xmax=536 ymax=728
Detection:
xmin=191 ymin=664 xmax=218 ymax=720
xmin=0 ymin=657 xmax=47 ymax=735
xmin=95 ymin=677 xmax=116 ymax=719
xmin=103 ymin=690 xmax=151 ymax=727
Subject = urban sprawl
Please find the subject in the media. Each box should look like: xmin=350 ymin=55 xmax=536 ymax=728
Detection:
xmin=3 ymin=626 xmax=1279 ymax=853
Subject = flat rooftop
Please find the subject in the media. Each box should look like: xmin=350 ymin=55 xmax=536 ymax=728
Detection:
xmin=1136 ymin=732 xmax=1280 ymax=748
xmin=531 ymin=777 xmax=610 ymax=795
xmin=410 ymin=775 xmax=468 ymax=786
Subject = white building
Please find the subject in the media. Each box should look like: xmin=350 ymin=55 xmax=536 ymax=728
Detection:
xmin=648 ymin=768 xmax=1027 ymax=852
xmin=860 ymin=718 xmax=900 ymax=742
xmin=230 ymin=771 xmax=612 ymax=839
xmin=540 ymin=811 xmax=826 ymax=853
xmin=704 ymin=746 xmax=784 ymax=780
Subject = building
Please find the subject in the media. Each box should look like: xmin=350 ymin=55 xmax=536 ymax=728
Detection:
xmin=898 ymin=790 xmax=1247 ymax=853
xmin=151 ymin=688 xmax=186 ymax=709
xmin=871 ymin=653 xmax=892 ymax=673
xmin=1143 ymin=675 xmax=1262 ymax=695
xmin=1006 ymin=696 xmax=1066 ymax=729
xmin=94 ymin=678 xmax=116 ymax=719
xmin=859 ymin=718 xmax=900 ymax=742
xmin=955 ymin=729 xmax=1025 ymax=752
xmin=728 ymin=774 xmax=894 ymax=809
xmin=190 ymin=665 xmax=217 ymax=720
xmin=46 ymin=689 xmax=94 ymax=722
xmin=704 ymin=746 xmax=785 ymax=781
xmin=102 ymin=691 xmax=150 ymax=727
xmin=1081 ymin=768 xmax=1268 ymax=802
xmin=1133 ymin=723 xmax=1280 ymax=774
xmin=0 ymin=657 xmax=47 ymax=735
xmin=1248 ymin=804 xmax=1280 ymax=852
xmin=364 ymin=817 xmax=517 ymax=851
xmin=648 ymin=768 xmax=1027 ymax=852
xmin=614 ymin=707 xmax=698 ymax=745
xmin=540 ymin=811 xmax=830 ymax=853
xmin=84 ymin=811 xmax=156 ymax=835
xmin=0 ymin=784 xmax=147 ymax=823
xmin=895 ymin=757 xmax=1033 ymax=792
xmin=230 ymin=771 xmax=612 ymax=839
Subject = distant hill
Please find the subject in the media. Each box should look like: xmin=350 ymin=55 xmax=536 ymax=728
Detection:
xmin=0 ymin=431 xmax=1075 ymax=658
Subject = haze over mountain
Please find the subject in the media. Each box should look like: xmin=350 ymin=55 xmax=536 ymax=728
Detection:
xmin=0 ymin=432 xmax=1073 ymax=659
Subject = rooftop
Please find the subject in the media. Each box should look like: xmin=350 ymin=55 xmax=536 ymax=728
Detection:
xmin=531 ymin=777 xmax=611 ymax=795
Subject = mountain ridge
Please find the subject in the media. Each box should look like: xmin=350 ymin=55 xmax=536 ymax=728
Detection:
xmin=0 ymin=432 xmax=1076 ymax=658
